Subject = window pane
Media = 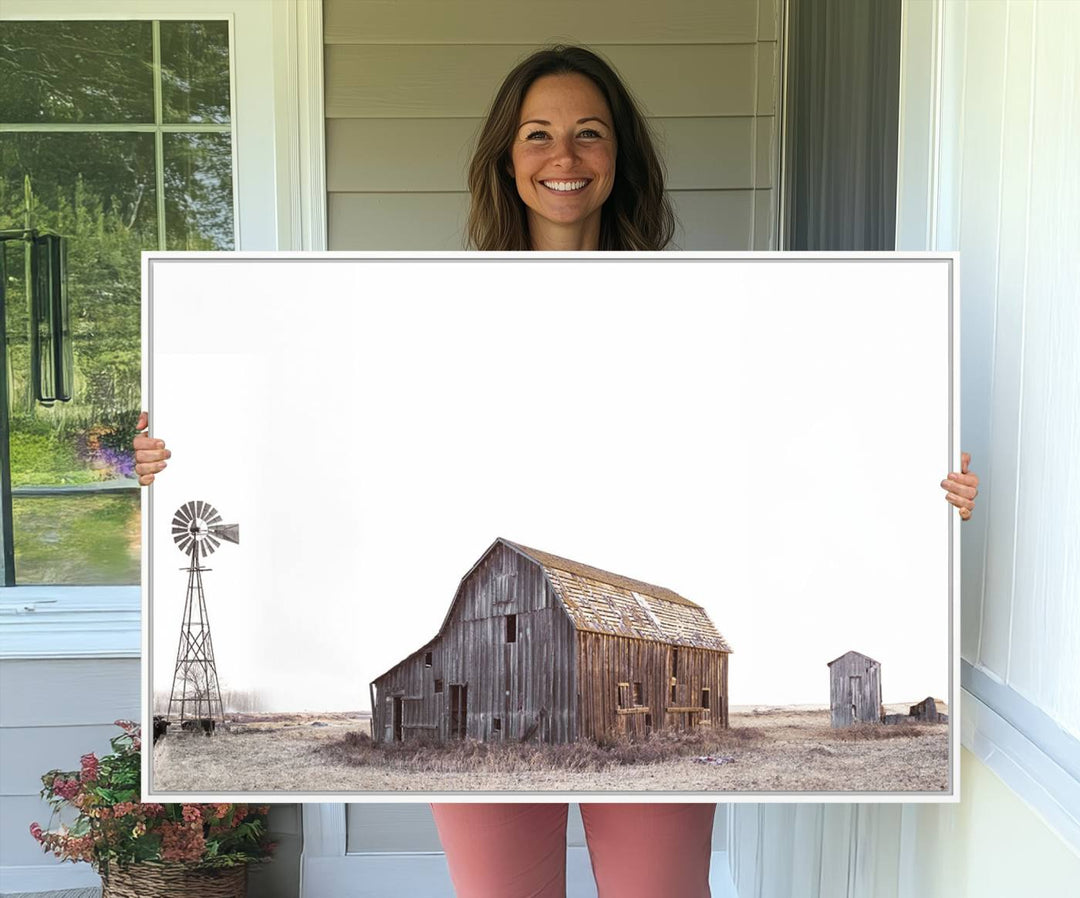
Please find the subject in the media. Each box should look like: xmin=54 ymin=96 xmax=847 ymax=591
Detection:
xmin=12 ymin=493 xmax=141 ymax=585
xmin=0 ymin=21 xmax=154 ymax=124
xmin=160 ymin=20 xmax=232 ymax=124
xmin=2 ymin=132 xmax=155 ymax=490
xmin=164 ymin=132 xmax=235 ymax=249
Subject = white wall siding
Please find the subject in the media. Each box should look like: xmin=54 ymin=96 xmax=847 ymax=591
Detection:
xmin=0 ymin=658 xmax=139 ymax=872
xmin=324 ymin=0 xmax=782 ymax=251
xmin=898 ymin=0 xmax=1080 ymax=735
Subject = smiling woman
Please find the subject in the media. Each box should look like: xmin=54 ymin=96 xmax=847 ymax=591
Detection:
xmin=466 ymin=45 xmax=674 ymax=251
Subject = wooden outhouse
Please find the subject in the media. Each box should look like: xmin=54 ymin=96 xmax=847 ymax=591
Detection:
xmin=827 ymin=650 xmax=883 ymax=727
xmin=370 ymin=538 xmax=732 ymax=745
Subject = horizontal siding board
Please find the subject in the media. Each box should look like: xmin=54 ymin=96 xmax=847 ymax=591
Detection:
xmin=0 ymin=724 xmax=123 ymax=796
xmin=324 ymin=0 xmax=760 ymax=45
xmin=754 ymin=188 xmax=777 ymax=249
xmin=755 ymin=41 xmax=778 ymax=115
xmin=327 ymin=116 xmax=763 ymax=192
xmin=0 ymin=659 xmax=139 ymax=727
xmin=754 ymin=115 xmax=775 ymax=188
xmin=328 ymin=191 xmax=468 ymax=250
xmin=2 ymin=794 xmax=71 ymax=866
xmin=669 ymin=189 xmax=756 ymax=249
xmin=326 ymin=44 xmax=758 ymax=118
xmin=758 ymin=0 xmax=780 ymax=42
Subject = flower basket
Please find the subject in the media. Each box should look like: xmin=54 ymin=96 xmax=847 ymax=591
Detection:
xmin=101 ymin=862 xmax=247 ymax=898
xmin=31 ymin=721 xmax=273 ymax=889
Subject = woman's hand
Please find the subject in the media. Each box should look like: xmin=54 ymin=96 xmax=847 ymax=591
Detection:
xmin=133 ymin=411 xmax=171 ymax=486
xmin=941 ymin=451 xmax=978 ymax=521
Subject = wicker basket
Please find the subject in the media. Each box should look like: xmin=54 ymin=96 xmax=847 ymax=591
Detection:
xmin=100 ymin=862 xmax=247 ymax=897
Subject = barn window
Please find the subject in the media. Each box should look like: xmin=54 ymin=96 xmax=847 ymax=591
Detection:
xmin=434 ymin=678 xmax=443 ymax=693
xmin=493 ymin=717 xmax=501 ymax=733
xmin=506 ymin=614 xmax=517 ymax=643
xmin=671 ymin=647 xmax=678 ymax=678
xmin=618 ymin=683 xmax=630 ymax=708
xmin=424 ymin=651 xmax=432 ymax=667
xmin=633 ymin=682 xmax=643 ymax=706
xmin=670 ymin=684 xmax=677 ymax=703
xmin=702 ymin=688 xmax=710 ymax=709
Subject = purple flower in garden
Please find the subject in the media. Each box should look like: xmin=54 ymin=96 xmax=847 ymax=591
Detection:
xmin=95 ymin=446 xmax=136 ymax=479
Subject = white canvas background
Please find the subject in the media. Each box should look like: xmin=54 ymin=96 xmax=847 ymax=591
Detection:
xmin=145 ymin=255 xmax=953 ymax=716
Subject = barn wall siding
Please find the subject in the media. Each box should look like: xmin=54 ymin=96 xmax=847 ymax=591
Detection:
xmin=576 ymin=632 xmax=728 ymax=743
xmin=373 ymin=543 xmax=577 ymax=743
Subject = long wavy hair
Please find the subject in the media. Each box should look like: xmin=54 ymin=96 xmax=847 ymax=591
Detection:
xmin=467 ymin=46 xmax=675 ymax=251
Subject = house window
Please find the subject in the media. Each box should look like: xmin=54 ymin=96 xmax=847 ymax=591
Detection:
xmin=0 ymin=19 xmax=235 ymax=586
xmin=434 ymin=678 xmax=443 ymax=694
xmin=506 ymin=614 xmax=516 ymax=643
xmin=424 ymin=651 xmax=432 ymax=667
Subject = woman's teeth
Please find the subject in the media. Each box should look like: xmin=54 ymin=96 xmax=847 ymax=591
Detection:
xmin=542 ymin=180 xmax=588 ymax=191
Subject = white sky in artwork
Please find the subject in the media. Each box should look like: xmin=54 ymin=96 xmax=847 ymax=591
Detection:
xmin=147 ymin=257 xmax=952 ymax=713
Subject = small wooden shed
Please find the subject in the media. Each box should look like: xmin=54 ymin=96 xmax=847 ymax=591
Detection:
xmin=827 ymin=650 xmax=883 ymax=727
xmin=370 ymin=538 xmax=732 ymax=745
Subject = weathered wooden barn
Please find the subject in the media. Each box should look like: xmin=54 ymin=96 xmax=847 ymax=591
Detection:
xmin=370 ymin=539 xmax=732 ymax=744
xmin=828 ymin=650 xmax=883 ymax=727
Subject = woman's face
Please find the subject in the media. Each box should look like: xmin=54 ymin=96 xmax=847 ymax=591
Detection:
xmin=509 ymin=73 xmax=617 ymax=245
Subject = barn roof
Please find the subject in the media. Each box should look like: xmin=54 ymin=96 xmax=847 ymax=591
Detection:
xmin=505 ymin=540 xmax=732 ymax=652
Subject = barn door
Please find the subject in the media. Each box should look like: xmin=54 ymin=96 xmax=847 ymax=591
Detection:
xmin=849 ymin=676 xmax=862 ymax=723
xmin=392 ymin=697 xmax=403 ymax=742
xmin=449 ymin=684 xmax=467 ymax=739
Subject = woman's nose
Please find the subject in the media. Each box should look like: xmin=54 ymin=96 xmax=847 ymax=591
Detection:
xmin=549 ymin=134 xmax=579 ymax=165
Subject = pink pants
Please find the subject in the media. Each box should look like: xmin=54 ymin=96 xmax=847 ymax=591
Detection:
xmin=430 ymin=803 xmax=716 ymax=898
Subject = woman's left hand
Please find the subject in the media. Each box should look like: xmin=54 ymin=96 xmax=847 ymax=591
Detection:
xmin=941 ymin=451 xmax=979 ymax=521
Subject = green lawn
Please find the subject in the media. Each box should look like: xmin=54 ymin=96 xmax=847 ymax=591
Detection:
xmin=13 ymin=492 xmax=140 ymax=584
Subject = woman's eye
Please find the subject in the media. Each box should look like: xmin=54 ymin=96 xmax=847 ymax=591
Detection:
xmin=578 ymin=129 xmax=602 ymax=138
xmin=525 ymin=130 xmax=550 ymax=140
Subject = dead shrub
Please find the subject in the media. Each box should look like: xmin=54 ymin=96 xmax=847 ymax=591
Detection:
xmin=314 ymin=725 xmax=766 ymax=773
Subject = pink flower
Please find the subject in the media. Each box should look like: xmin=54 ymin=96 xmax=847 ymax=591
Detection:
xmin=181 ymin=805 xmax=202 ymax=824
xmin=52 ymin=778 xmax=80 ymax=801
xmin=80 ymin=753 xmax=99 ymax=782
xmin=29 ymin=822 xmax=43 ymax=842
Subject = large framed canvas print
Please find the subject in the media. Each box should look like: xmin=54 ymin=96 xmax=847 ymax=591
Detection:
xmin=142 ymin=252 xmax=958 ymax=803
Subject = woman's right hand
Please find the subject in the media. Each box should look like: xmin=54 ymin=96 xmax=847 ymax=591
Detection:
xmin=133 ymin=411 xmax=171 ymax=486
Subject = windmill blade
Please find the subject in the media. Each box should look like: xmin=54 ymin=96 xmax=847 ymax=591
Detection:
xmin=209 ymin=523 xmax=239 ymax=545
xmin=175 ymin=502 xmax=196 ymax=523
xmin=176 ymin=534 xmax=194 ymax=555
xmin=205 ymin=534 xmax=221 ymax=555
xmin=195 ymin=500 xmax=208 ymax=523
xmin=205 ymin=507 xmax=223 ymax=525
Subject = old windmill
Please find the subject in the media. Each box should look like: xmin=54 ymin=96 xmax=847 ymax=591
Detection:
xmin=167 ymin=500 xmax=239 ymax=727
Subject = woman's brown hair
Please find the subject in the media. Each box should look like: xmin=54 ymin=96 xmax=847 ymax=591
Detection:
xmin=467 ymin=46 xmax=675 ymax=251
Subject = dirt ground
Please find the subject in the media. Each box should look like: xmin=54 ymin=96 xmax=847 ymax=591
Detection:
xmin=152 ymin=705 xmax=950 ymax=795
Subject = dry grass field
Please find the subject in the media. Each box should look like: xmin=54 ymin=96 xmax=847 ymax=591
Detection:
xmin=152 ymin=705 xmax=949 ymax=794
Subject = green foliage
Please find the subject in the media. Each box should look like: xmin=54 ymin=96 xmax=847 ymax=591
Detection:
xmin=31 ymin=722 xmax=274 ymax=873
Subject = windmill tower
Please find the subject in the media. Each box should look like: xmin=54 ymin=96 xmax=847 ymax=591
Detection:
xmin=168 ymin=500 xmax=239 ymax=726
